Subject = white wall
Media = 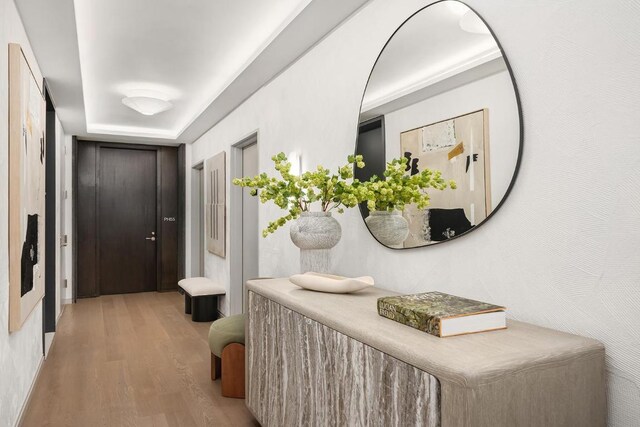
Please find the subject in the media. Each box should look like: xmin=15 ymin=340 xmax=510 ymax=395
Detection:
xmin=384 ymin=69 xmax=519 ymax=208
xmin=185 ymin=144 xmax=195 ymax=278
xmin=45 ymin=115 xmax=68 ymax=357
xmin=0 ymin=0 xmax=46 ymax=425
xmin=187 ymin=0 xmax=640 ymax=424
xmin=54 ymin=116 xmax=63 ymax=321
xmin=54 ymin=118 xmax=72 ymax=315
xmin=62 ymin=134 xmax=73 ymax=304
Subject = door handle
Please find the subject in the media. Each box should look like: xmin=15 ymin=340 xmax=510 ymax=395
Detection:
xmin=145 ymin=236 xmax=156 ymax=241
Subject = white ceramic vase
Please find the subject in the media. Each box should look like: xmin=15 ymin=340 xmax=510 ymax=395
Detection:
xmin=365 ymin=210 xmax=409 ymax=247
xmin=290 ymin=212 xmax=341 ymax=273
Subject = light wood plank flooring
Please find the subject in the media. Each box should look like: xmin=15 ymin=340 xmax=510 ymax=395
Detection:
xmin=21 ymin=292 xmax=258 ymax=427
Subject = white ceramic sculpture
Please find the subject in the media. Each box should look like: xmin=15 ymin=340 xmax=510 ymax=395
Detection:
xmin=289 ymin=272 xmax=374 ymax=294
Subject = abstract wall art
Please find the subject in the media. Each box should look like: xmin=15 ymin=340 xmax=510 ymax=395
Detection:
xmin=205 ymin=151 xmax=226 ymax=258
xmin=8 ymin=44 xmax=46 ymax=332
xmin=400 ymin=109 xmax=491 ymax=247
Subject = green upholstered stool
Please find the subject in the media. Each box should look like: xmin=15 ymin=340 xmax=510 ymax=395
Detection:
xmin=208 ymin=314 xmax=246 ymax=398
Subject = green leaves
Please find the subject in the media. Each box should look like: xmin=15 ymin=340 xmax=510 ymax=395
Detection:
xmin=360 ymin=157 xmax=455 ymax=212
xmin=232 ymin=152 xmax=366 ymax=236
xmin=232 ymin=151 xmax=456 ymax=237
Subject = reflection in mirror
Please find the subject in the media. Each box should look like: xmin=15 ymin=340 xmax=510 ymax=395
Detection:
xmin=356 ymin=1 xmax=521 ymax=249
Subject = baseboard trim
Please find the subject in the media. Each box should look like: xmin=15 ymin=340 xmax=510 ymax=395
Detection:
xmin=61 ymin=298 xmax=73 ymax=306
xmin=14 ymin=354 xmax=44 ymax=427
xmin=44 ymin=332 xmax=55 ymax=358
xmin=56 ymin=303 xmax=66 ymax=324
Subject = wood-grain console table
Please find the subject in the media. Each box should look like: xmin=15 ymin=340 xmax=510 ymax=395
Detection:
xmin=246 ymin=279 xmax=606 ymax=427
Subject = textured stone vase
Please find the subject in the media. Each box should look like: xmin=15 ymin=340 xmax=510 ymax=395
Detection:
xmin=365 ymin=210 xmax=409 ymax=247
xmin=290 ymin=212 xmax=341 ymax=273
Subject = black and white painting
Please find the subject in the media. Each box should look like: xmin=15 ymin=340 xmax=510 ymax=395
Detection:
xmin=8 ymin=44 xmax=46 ymax=332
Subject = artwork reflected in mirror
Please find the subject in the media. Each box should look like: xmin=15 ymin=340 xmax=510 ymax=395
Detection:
xmin=356 ymin=1 xmax=521 ymax=249
xmin=402 ymin=109 xmax=489 ymax=245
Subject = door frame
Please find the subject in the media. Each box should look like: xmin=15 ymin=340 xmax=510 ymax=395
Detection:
xmin=43 ymin=81 xmax=57 ymax=354
xmin=190 ymin=160 xmax=204 ymax=277
xmin=230 ymin=131 xmax=258 ymax=315
xmin=72 ymin=137 xmax=77 ymax=302
xmin=72 ymin=141 xmax=186 ymax=299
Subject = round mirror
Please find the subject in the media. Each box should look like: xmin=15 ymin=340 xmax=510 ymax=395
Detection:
xmin=355 ymin=1 xmax=522 ymax=249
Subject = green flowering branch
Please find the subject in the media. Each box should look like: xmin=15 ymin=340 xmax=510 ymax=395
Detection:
xmin=232 ymin=152 xmax=366 ymax=236
xmin=361 ymin=157 xmax=457 ymax=212
xmin=232 ymin=153 xmax=456 ymax=237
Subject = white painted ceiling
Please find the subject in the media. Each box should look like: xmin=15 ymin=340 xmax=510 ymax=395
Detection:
xmin=15 ymin=0 xmax=370 ymax=144
xmin=362 ymin=1 xmax=502 ymax=114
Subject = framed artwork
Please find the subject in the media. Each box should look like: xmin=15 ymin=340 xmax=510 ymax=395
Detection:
xmin=400 ymin=109 xmax=490 ymax=247
xmin=205 ymin=151 xmax=226 ymax=258
xmin=8 ymin=44 xmax=46 ymax=332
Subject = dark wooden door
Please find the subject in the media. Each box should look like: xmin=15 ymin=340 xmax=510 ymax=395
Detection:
xmin=98 ymin=147 xmax=157 ymax=294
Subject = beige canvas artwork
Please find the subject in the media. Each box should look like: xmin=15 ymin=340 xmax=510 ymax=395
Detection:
xmin=8 ymin=44 xmax=46 ymax=332
xmin=400 ymin=109 xmax=490 ymax=247
xmin=205 ymin=151 xmax=226 ymax=258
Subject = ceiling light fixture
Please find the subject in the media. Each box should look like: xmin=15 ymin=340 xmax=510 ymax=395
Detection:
xmin=122 ymin=89 xmax=173 ymax=116
xmin=459 ymin=11 xmax=490 ymax=35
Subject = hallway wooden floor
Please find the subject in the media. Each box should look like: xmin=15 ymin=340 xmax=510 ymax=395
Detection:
xmin=21 ymin=292 xmax=258 ymax=427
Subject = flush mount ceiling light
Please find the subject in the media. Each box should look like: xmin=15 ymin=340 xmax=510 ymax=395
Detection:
xmin=459 ymin=11 xmax=490 ymax=34
xmin=122 ymin=89 xmax=173 ymax=116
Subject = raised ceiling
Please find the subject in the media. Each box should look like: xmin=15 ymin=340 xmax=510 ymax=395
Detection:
xmin=15 ymin=0 xmax=370 ymax=144
xmin=74 ymin=0 xmax=311 ymax=140
xmin=362 ymin=2 xmax=502 ymax=115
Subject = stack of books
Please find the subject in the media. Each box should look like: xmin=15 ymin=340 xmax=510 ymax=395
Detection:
xmin=377 ymin=291 xmax=506 ymax=337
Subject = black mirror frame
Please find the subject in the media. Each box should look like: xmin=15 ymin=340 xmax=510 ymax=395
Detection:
xmin=354 ymin=0 xmax=524 ymax=250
